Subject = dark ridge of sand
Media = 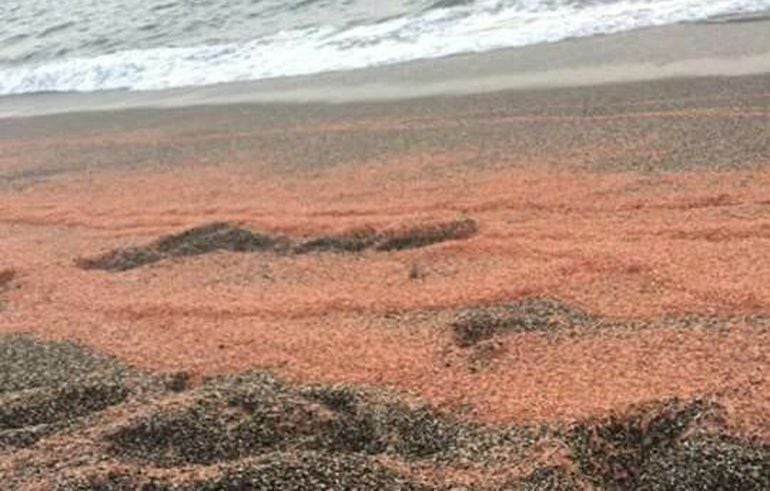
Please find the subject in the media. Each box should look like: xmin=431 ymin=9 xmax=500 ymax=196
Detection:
xmin=450 ymin=298 xmax=596 ymax=348
xmin=76 ymin=222 xmax=287 ymax=272
xmin=445 ymin=298 xmax=770 ymax=371
xmin=77 ymin=219 xmax=478 ymax=271
xmin=1 ymin=336 xmax=767 ymax=490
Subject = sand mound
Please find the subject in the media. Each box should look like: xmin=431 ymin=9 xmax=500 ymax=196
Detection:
xmin=293 ymin=227 xmax=382 ymax=254
xmin=78 ymin=219 xmax=479 ymax=272
xmin=567 ymin=398 xmax=770 ymax=489
xmin=2 ymin=337 xmax=767 ymax=489
xmin=60 ymin=453 xmax=430 ymax=491
xmin=0 ymin=336 xmax=139 ymax=450
xmin=451 ymin=298 xmax=593 ymax=347
xmin=448 ymin=299 xmax=770 ymax=375
xmin=77 ymin=222 xmax=286 ymax=272
xmin=1 ymin=383 xmax=127 ymax=432
xmin=107 ymin=372 xmax=458 ymax=466
xmin=375 ymin=218 xmax=478 ymax=252
xmin=294 ymin=218 xmax=478 ymax=254
xmin=0 ymin=336 xmax=131 ymax=394
xmin=190 ymin=453 xmax=431 ymax=491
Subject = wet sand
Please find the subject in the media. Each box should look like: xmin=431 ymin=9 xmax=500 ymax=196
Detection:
xmin=1 ymin=54 xmax=770 ymax=487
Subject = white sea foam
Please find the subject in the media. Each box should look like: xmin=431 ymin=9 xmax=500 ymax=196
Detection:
xmin=0 ymin=0 xmax=768 ymax=95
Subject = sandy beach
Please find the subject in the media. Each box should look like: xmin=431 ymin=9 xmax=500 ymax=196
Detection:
xmin=1 ymin=19 xmax=769 ymax=489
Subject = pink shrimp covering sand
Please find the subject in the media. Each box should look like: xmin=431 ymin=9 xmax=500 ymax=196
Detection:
xmin=2 ymin=154 xmax=769 ymax=437
xmin=1 ymin=81 xmax=769 ymax=440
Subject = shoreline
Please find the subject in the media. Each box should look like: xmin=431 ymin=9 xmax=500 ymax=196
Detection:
xmin=2 ymin=17 xmax=770 ymax=119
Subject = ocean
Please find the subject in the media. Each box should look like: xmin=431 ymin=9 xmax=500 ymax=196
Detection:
xmin=1 ymin=0 xmax=769 ymax=96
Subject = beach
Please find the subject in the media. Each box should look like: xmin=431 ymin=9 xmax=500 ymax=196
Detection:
xmin=1 ymin=18 xmax=769 ymax=489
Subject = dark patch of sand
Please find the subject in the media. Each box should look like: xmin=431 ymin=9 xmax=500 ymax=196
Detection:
xmin=76 ymin=222 xmax=287 ymax=272
xmin=78 ymin=219 xmax=478 ymax=271
xmin=448 ymin=298 xmax=770 ymax=372
xmin=1 ymin=336 xmax=767 ymax=490
xmin=568 ymin=398 xmax=770 ymax=490
xmin=451 ymin=298 xmax=594 ymax=347
xmin=0 ymin=336 xmax=143 ymax=451
xmin=375 ymin=218 xmax=478 ymax=252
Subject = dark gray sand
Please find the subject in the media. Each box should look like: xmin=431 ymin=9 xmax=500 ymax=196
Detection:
xmin=1 ymin=329 xmax=767 ymax=489
xmin=1 ymin=71 xmax=768 ymax=196
xmin=76 ymin=220 xmax=478 ymax=271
